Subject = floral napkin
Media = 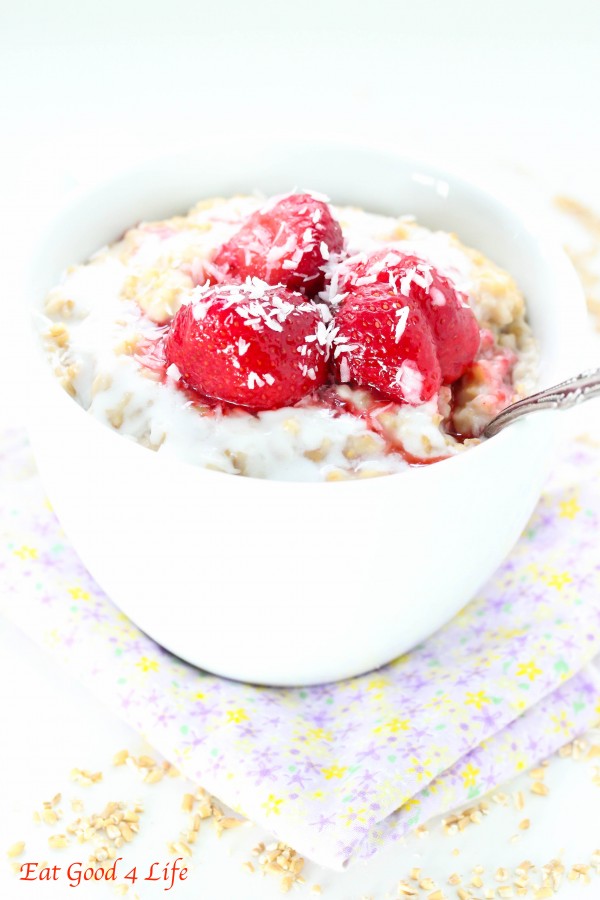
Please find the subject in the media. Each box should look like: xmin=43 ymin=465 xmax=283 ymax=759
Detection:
xmin=1 ymin=427 xmax=599 ymax=870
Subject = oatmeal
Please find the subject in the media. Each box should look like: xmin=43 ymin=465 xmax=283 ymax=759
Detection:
xmin=38 ymin=192 xmax=537 ymax=481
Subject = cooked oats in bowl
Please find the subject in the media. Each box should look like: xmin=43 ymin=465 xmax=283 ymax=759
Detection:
xmin=39 ymin=191 xmax=538 ymax=482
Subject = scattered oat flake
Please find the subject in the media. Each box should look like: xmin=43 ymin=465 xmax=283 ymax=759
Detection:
xmin=136 ymin=755 xmax=156 ymax=768
xmin=169 ymin=840 xmax=192 ymax=857
xmin=48 ymin=834 xmax=69 ymax=849
xmin=119 ymin=823 xmax=135 ymax=843
xmin=7 ymin=841 xmax=25 ymax=858
xmin=42 ymin=808 xmax=59 ymax=825
xmin=531 ymin=781 xmax=549 ymax=796
xmin=215 ymin=816 xmax=244 ymax=833
xmin=71 ymin=768 xmax=103 ymax=786
xmin=515 ymin=861 xmax=534 ymax=878
xmin=144 ymin=767 xmax=164 ymax=784
xmin=182 ymin=793 xmax=195 ymax=812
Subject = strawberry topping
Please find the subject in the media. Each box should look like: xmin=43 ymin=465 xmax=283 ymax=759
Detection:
xmin=332 ymin=284 xmax=442 ymax=404
xmin=452 ymin=329 xmax=517 ymax=437
xmin=159 ymin=203 xmax=485 ymax=413
xmin=165 ymin=280 xmax=329 ymax=410
xmin=212 ymin=193 xmax=344 ymax=297
xmin=338 ymin=250 xmax=480 ymax=383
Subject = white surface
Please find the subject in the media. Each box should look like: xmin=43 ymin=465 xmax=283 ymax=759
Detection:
xmin=2 ymin=0 xmax=600 ymax=894
xmin=26 ymin=144 xmax=586 ymax=685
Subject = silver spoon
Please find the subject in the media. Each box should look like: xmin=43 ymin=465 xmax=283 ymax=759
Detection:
xmin=483 ymin=366 xmax=600 ymax=438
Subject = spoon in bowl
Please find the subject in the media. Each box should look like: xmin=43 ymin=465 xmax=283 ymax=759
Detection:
xmin=483 ymin=367 xmax=600 ymax=438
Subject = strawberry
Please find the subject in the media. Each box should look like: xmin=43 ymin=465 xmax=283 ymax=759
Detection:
xmin=213 ymin=192 xmax=344 ymax=297
xmin=332 ymin=284 xmax=442 ymax=404
xmin=337 ymin=250 xmax=479 ymax=383
xmin=165 ymin=280 xmax=329 ymax=410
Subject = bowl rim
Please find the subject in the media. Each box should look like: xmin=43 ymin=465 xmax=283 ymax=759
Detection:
xmin=26 ymin=139 xmax=588 ymax=491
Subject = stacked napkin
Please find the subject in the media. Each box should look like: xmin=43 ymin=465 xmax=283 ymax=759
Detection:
xmin=1 ymin=427 xmax=599 ymax=870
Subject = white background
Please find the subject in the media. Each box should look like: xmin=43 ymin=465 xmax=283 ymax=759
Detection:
xmin=1 ymin=1 xmax=600 ymax=896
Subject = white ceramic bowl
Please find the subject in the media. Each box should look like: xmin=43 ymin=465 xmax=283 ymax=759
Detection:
xmin=26 ymin=141 xmax=587 ymax=686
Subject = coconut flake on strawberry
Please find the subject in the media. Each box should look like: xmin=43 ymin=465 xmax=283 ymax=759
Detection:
xmin=165 ymin=279 xmax=330 ymax=411
xmin=212 ymin=192 xmax=344 ymax=297
xmin=337 ymin=249 xmax=480 ymax=383
xmin=332 ymin=284 xmax=442 ymax=405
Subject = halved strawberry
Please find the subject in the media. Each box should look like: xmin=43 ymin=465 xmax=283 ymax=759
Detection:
xmin=165 ymin=280 xmax=329 ymax=410
xmin=332 ymin=284 xmax=442 ymax=404
xmin=213 ymin=192 xmax=344 ymax=297
xmin=338 ymin=250 xmax=479 ymax=383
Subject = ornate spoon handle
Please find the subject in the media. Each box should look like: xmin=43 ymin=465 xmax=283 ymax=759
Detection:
xmin=483 ymin=366 xmax=600 ymax=438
